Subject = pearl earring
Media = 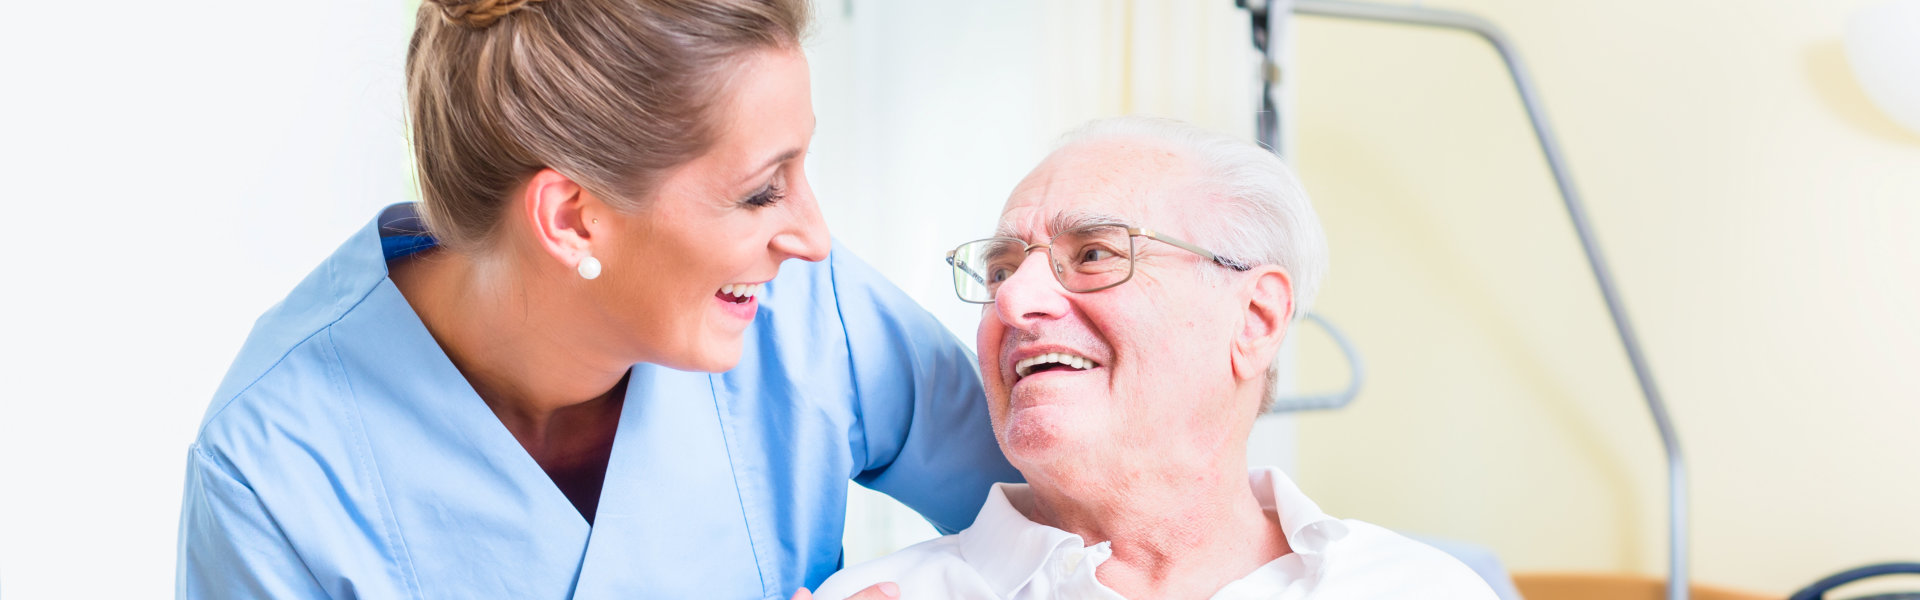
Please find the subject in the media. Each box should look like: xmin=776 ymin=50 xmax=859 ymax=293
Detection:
xmin=577 ymin=255 xmax=602 ymax=280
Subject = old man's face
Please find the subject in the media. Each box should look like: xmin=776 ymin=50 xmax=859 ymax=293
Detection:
xmin=977 ymin=137 xmax=1266 ymax=473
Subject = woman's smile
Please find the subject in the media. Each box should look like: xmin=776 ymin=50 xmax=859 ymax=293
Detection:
xmin=712 ymin=281 xmax=766 ymax=321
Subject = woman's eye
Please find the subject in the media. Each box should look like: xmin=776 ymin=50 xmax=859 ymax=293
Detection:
xmin=743 ymin=183 xmax=786 ymax=208
xmin=987 ymin=266 xmax=1014 ymax=283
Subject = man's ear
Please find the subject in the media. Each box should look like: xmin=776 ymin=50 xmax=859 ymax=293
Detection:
xmin=1230 ymin=266 xmax=1295 ymax=384
xmin=519 ymin=168 xmax=601 ymax=271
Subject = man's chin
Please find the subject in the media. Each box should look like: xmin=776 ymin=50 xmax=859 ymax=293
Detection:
xmin=999 ymin=405 xmax=1086 ymax=464
xmin=1005 ymin=376 xmax=1095 ymax=410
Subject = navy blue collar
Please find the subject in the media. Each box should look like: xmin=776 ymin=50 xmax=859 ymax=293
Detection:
xmin=377 ymin=202 xmax=438 ymax=261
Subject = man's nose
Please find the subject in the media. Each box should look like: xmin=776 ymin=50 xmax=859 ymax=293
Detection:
xmin=992 ymin=251 xmax=1070 ymax=329
xmin=769 ymin=176 xmax=830 ymax=263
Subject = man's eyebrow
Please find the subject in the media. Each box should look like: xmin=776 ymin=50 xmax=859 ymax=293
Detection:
xmin=992 ymin=208 xmax=1130 ymax=240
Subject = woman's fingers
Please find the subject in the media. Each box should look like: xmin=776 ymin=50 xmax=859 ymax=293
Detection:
xmin=790 ymin=587 xmax=813 ymax=600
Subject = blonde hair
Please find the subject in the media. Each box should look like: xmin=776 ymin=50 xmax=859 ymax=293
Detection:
xmin=408 ymin=0 xmax=810 ymax=250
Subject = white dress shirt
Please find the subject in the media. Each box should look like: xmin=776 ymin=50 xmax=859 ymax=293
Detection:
xmin=815 ymin=467 xmax=1497 ymax=599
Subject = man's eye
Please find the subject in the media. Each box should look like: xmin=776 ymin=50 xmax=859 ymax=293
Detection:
xmin=987 ymin=266 xmax=1014 ymax=283
xmin=1079 ymin=247 xmax=1117 ymax=263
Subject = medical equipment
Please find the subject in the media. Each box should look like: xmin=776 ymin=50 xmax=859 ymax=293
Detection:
xmin=1791 ymin=563 xmax=1920 ymax=600
xmin=1265 ymin=312 xmax=1366 ymax=412
xmin=1236 ymin=1 xmax=1692 ymax=598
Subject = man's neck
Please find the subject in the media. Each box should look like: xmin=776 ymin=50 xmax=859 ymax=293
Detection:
xmin=1021 ymin=456 xmax=1291 ymax=599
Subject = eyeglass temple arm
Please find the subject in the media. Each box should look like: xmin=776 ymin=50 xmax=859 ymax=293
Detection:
xmin=1133 ymin=228 xmax=1255 ymax=271
xmin=946 ymin=253 xmax=987 ymax=285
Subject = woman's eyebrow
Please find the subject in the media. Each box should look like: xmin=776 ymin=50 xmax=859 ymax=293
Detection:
xmin=735 ymin=118 xmax=817 ymax=187
xmin=737 ymin=148 xmax=801 ymax=185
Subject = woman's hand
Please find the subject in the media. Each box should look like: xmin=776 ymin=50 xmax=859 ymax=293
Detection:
xmin=791 ymin=582 xmax=900 ymax=600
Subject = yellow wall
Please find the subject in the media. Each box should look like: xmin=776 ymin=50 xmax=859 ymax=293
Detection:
xmin=1288 ymin=0 xmax=1920 ymax=594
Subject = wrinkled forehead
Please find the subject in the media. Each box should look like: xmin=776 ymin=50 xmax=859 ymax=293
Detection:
xmin=997 ymin=138 xmax=1203 ymax=241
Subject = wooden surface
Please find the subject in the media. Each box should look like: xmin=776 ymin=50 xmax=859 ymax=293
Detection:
xmin=1513 ymin=573 xmax=1776 ymax=600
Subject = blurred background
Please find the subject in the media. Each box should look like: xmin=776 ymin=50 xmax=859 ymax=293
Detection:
xmin=1 ymin=0 xmax=1915 ymax=597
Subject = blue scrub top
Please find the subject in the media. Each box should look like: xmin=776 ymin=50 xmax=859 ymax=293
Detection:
xmin=177 ymin=204 xmax=1020 ymax=599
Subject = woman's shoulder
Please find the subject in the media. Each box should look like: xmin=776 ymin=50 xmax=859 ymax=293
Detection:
xmin=751 ymin=239 xmax=954 ymax=369
xmin=762 ymin=239 xmax=928 ymax=315
xmin=747 ymin=240 xmax=975 ymax=391
xmin=196 ymin=224 xmax=394 ymax=452
xmin=195 ymin=311 xmax=361 ymax=455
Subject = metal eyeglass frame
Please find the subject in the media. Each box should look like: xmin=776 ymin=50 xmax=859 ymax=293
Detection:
xmin=944 ymin=225 xmax=1254 ymax=304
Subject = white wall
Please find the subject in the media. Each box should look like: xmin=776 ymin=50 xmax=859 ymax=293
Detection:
xmin=0 ymin=1 xmax=412 ymax=596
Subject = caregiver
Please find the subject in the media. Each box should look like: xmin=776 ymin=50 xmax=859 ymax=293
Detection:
xmin=174 ymin=0 xmax=1017 ymax=598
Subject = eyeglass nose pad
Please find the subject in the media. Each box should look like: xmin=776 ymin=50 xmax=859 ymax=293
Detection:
xmin=1051 ymin=259 xmax=1065 ymax=275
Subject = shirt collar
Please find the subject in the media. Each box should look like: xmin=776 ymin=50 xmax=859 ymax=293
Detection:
xmin=377 ymin=202 xmax=439 ymax=260
xmin=954 ymin=467 xmax=1351 ymax=597
xmin=1249 ymin=466 xmax=1351 ymax=555
xmin=955 ymin=483 xmax=1084 ymax=598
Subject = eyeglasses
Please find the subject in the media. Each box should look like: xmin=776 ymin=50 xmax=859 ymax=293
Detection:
xmin=945 ymin=223 xmax=1253 ymax=304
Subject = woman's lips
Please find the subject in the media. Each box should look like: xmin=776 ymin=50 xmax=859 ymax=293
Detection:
xmin=713 ymin=283 xmax=763 ymax=320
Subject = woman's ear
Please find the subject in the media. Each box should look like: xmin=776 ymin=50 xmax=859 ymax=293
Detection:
xmin=1230 ymin=267 xmax=1294 ymax=384
xmin=519 ymin=168 xmax=600 ymax=271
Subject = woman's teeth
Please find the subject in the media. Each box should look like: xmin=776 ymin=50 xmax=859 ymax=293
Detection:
xmin=1014 ymin=352 xmax=1096 ymax=378
xmin=720 ymin=283 xmax=764 ymax=301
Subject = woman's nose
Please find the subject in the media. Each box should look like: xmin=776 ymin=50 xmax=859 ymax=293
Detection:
xmin=771 ymin=178 xmax=830 ymax=262
xmin=992 ymin=251 xmax=1070 ymax=330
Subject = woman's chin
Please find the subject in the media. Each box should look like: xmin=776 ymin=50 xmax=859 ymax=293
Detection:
xmin=666 ymin=348 xmax=739 ymax=374
xmin=635 ymin=329 xmax=746 ymax=373
xmin=688 ymin=336 xmax=748 ymax=373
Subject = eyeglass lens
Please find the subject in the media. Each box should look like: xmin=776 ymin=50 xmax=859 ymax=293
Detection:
xmin=950 ymin=225 xmax=1134 ymax=302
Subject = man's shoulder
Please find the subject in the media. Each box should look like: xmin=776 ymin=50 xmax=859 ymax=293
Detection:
xmin=1324 ymin=520 xmax=1500 ymax=598
xmin=814 ymin=535 xmax=991 ymax=600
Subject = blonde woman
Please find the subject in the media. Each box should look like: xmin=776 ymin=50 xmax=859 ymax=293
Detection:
xmin=175 ymin=1 xmax=1015 ymax=598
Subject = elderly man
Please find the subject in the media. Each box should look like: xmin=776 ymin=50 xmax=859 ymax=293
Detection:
xmin=813 ymin=117 xmax=1496 ymax=599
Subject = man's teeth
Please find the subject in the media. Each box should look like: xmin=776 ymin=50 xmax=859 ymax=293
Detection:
xmin=1014 ymin=352 xmax=1096 ymax=378
xmin=720 ymin=283 xmax=764 ymax=299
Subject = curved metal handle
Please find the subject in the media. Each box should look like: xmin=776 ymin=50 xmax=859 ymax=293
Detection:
xmin=1240 ymin=2 xmax=1689 ymax=598
xmin=1265 ymin=312 xmax=1367 ymax=413
xmin=1790 ymin=563 xmax=1920 ymax=600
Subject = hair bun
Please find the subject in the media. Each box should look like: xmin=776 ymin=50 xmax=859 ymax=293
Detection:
xmin=429 ymin=0 xmax=548 ymax=29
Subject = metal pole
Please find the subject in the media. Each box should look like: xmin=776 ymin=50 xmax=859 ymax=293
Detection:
xmin=1250 ymin=1 xmax=1690 ymax=598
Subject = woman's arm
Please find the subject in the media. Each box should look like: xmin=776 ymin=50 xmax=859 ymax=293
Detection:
xmin=176 ymin=446 xmax=331 ymax=600
xmin=828 ymin=245 xmax=1023 ymax=534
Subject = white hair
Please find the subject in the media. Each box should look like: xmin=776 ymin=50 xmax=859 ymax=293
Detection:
xmin=1054 ymin=116 xmax=1329 ymax=412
